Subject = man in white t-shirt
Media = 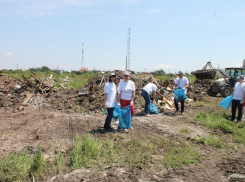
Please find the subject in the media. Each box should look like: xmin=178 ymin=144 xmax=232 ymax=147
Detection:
xmin=141 ymin=81 xmax=159 ymax=116
xmin=231 ymin=75 xmax=245 ymax=122
xmin=174 ymin=71 xmax=189 ymax=114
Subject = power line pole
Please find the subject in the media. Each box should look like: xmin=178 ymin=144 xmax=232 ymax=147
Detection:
xmin=126 ymin=55 xmax=127 ymax=71
xmin=127 ymin=28 xmax=131 ymax=71
xmin=81 ymin=43 xmax=84 ymax=69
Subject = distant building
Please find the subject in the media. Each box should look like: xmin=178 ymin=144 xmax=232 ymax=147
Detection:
xmin=2 ymin=69 xmax=8 ymax=71
xmin=53 ymin=69 xmax=57 ymax=73
xmin=79 ymin=68 xmax=89 ymax=72
xmin=20 ymin=69 xmax=26 ymax=71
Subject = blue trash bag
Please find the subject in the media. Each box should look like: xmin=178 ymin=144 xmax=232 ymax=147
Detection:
xmin=104 ymin=103 xmax=121 ymax=122
xmin=173 ymin=88 xmax=188 ymax=103
xmin=149 ymin=103 xmax=159 ymax=114
xmin=118 ymin=105 xmax=131 ymax=129
xmin=219 ymin=95 xmax=233 ymax=110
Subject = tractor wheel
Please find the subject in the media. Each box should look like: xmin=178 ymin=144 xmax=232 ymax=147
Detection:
xmin=220 ymin=87 xmax=232 ymax=98
xmin=207 ymin=87 xmax=217 ymax=97
xmin=207 ymin=88 xmax=212 ymax=96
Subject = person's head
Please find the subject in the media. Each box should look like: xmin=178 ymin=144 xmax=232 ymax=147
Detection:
xmin=109 ymin=72 xmax=116 ymax=82
xmin=177 ymin=71 xmax=184 ymax=78
xmin=123 ymin=72 xmax=130 ymax=82
xmin=237 ymin=75 xmax=244 ymax=83
xmin=153 ymin=80 xmax=159 ymax=87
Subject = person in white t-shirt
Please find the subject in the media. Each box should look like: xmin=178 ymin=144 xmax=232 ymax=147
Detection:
xmin=141 ymin=81 xmax=159 ymax=117
xmin=174 ymin=71 xmax=189 ymax=114
xmin=231 ymin=75 xmax=245 ymax=122
xmin=103 ymin=72 xmax=117 ymax=132
xmin=117 ymin=72 xmax=135 ymax=130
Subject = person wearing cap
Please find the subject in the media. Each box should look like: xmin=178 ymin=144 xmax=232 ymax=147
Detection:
xmin=174 ymin=71 xmax=189 ymax=114
xmin=103 ymin=72 xmax=117 ymax=132
xmin=141 ymin=81 xmax=159 ymax=117
xmin=117 ymin=71 xmax=135 ymax=120
xmin=231 ymin=75 xmax=245 ymax=122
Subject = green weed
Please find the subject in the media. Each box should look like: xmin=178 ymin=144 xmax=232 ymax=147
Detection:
xmin=180 ymin=127 xmax=191 ymax=134
xmin=195 ymin=135 xmax=223 ymax=148
xmin=195 ymin=111 xmax=245 ymax=143
xmin=196 ymin=102 xmax=204 ymax=107
xmin=163 ymin=144 xmax=200 ymax=168
xmin=0 ymin=152 xmax=32 ymax=181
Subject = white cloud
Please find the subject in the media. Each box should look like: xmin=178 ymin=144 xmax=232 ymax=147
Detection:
xmin=5 ymin=52 xmax=13 ymax=56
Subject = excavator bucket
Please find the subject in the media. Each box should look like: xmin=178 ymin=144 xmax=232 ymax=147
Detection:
xmin=191 ymin=69 xmax=217 ymax=79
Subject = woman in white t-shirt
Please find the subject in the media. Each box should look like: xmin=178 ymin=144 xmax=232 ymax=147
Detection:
xmin=117 ymin=72 xmax=135 ymax=130
xmin=103 ymin=72 xmax=117 ymax=132
xmin=141 ymin=81 xmax=158 ymax=117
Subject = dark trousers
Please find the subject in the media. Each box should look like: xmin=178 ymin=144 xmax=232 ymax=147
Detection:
xmin=104 ymin=107 xmax=114 ymax=129
xmin=141 ymin=89 xmax=151 ymax=114
xmin=174 ymin=98 xmax=185 ymax=112
xmin=231 ymin=99 xmax=243 ymax=122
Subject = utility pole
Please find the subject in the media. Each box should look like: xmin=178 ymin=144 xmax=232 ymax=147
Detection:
xmin=127 ymin=28 xmax=131 ymax=71
xmin=81 ymin=43 xmax=84 ymax=69
xmin=126 ymin=55 xmax=127 ymax=71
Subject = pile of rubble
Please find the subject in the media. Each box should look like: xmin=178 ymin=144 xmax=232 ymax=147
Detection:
xmin=48 ymin=71 xmax=178 ymax=114
xmin=1 ymin=71 xmax=197 ymax=114
xmin=0 ymin=73 xmax=57 ymax=111
xmin=188 ymin=79 xmax=213 ymax=101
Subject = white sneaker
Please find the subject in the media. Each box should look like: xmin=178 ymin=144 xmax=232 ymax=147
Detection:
xmin=242 ymin=116 xmax=244 ymax=118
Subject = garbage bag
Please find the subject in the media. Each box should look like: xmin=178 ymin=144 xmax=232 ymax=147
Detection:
xmin=173 ymin=88 xmax=188 ymax=103
xmin=118 ymin=105 xmax=131 ymax=129
xmin=219 ymin=95 xmax=233 ymax=110
xmin=149 ymin=103 xmax=159 ymax=114
xmin=104 ymin=103 xmax=120 ymax=122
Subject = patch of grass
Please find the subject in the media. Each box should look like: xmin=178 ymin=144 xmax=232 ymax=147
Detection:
xmin=195 ymin=111 xmax=245 ymax=143
xmin=195 ymin=135 xmax=223 ymax=148
xmin=0 ymin=152 xmax=32 ymax=181
xmin=53 ymin=152 xmax=64 ymax=174
xmin=30 ymin=143 xmax=47 ymax=178
xmin=122 ymin=139 xmax=154 ymax=169
xmin=180 ymin=127 xmax=191 ymax=134
xmin=70 ymin=134 xmax=103 ymax=168
xmin=196 ymin=102 xmax=204 ymax=107
xmin=66 ymin=77 xmax=88 ymax=89
xmin=163 ymin=143 xmax=200 ymax=168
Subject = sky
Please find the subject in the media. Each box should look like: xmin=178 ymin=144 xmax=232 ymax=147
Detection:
xmin=1 ymin=0 xmax=245 ymax=73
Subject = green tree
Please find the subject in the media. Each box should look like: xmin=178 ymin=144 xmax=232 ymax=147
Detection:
xmin=40 ymin=66 xmax=51 ymax=72
xmin=152 ymin=69 xmax=166 ymax=76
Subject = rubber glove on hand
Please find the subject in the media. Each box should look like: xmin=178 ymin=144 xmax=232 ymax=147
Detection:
xmin=153 ymin=100 xmax=157 ymax=105
xmin=117 ymin=102 xmax=121 ymax=107
xmin=130 ymin=101 xmax=134 ymax=106
xmin=105 ymin=101 xmax=109 ymax=108
xmin=240 ymin=100 xmax=244 ymax=104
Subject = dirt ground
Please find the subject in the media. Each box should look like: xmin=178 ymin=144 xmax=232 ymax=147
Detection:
xmin=0 ymin=96 xmax=245 ymax=182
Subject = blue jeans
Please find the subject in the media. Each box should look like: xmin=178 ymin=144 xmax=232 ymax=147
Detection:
xmin=141 ymin=89 xmax=151 ymax=114
xmin=104 ymin=107 xmax=114 ymax=130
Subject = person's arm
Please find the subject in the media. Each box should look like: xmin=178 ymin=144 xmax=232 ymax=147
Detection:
xmin=231 ymin=90 xmax=235 ymax=96
xmin=152 ymin=91 xmax=156 ymax=100
xmin=241 ymin=91 xmax=245 ymax=103
xmin=104 ymin=93 xmax=107 ymax=102
xmin=131 ymin=90 xmax=135 ymax=101
xmin=184 ymin=83 xmax=189 ymax=89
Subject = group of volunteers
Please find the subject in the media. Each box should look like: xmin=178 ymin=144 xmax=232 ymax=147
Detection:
xmin=103 ymin=70 xmax=190 ymax=132
xmin=103 ymin=72 xmax=135 ymax=132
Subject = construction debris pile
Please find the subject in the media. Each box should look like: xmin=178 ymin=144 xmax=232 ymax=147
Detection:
xmin=0 ymin=73 xmax=57 ymax=111
xmin=46 ymin=70 xmax=179 ymax=115
xmin=1 ymin=71 xmax=213 ymax=114
xmin=188 ymin=79 xmax=214 ymax=101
